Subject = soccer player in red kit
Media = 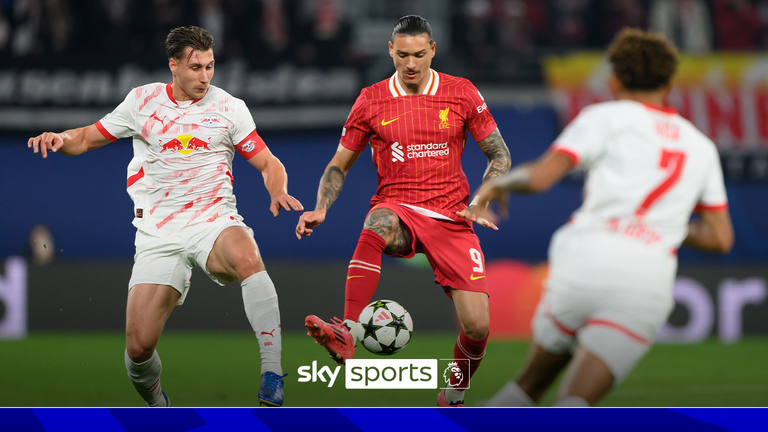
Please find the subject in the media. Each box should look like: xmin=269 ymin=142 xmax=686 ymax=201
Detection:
xmin=295 ymin=15 xmax=511 ymax=407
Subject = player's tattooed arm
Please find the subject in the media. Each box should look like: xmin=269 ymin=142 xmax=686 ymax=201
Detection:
xmin=477 ymin=128 xmax=512 ymax=185
xmin=296 ymin=145 xmax=362 ymax=239
xmin=318 ymin=165 xmax=346 ymax=211
xmin=364 ymin=208 xmax=412 ymax=254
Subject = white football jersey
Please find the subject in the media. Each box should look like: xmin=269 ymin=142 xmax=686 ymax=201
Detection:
xmin=546 ymin=100 xmax=727 ymax=294
xmin=96 ymin=83 xmax=266 ymax=237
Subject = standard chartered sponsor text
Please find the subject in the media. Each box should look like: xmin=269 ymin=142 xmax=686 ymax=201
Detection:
xmin=406 ymin=142 xmax=449 ymax=159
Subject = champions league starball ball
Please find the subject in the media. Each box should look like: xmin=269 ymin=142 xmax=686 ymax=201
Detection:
xmin=356 ymin=299 xmax=413 ymax=355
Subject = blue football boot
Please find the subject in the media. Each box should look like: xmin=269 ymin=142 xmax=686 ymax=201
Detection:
xmin=258 ymin=372 xmax=287 ymax=407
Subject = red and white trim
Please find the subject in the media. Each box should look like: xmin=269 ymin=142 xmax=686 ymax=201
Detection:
xmin=95 ymin=121 xmax=118 ymax=143
xmin=640 ymin=101 xmax=677 ymax=116
xmin=348 ymin=259 xmax=381 ymax=274
xmin=586 ymin=319 xmax=650 ymax=346
xmin=694 ymin=202 xmax=729 ymax=212
xmin=388 ymin=69 xmax=440 ymax=97
xmin=551 ymin=144 xmax=580 ymax=167
xmin=165 ymin=82 xmax=206 ymax=106
xmin=456 ymin=336 xmax=486 ymax=360
xmin=551 ymin=316 xmax=576 ymax=337
xmin=127 ymin=167 xmax=145 ymax=188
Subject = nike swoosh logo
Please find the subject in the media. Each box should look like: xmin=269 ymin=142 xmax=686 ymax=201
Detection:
xmin=347 ymin=275 xmax=365 ymax=280
xmin=470 ymin=274 xmax=485 ymax=281
xmin=381 ymin=117 xmax=401 ymax=126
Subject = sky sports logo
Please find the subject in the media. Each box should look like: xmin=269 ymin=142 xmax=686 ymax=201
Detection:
xmin=297 ymin=359 xmax=469 ymax=390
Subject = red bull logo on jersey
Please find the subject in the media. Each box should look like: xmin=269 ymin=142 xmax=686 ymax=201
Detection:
xmin=201 ymin=114 xmax=221 ymax=127
xmin=159 ymin=134 xmax=212 ymax=155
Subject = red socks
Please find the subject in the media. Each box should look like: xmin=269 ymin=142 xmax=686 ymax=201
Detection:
xmin=343 ymin=229 xmax=386 ymax=322
xmin=452 ymin=330 xmax=488 ymax=389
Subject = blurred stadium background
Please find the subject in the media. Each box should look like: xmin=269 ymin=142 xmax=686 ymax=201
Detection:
xmin=0 ymin=0 xmax=767 ymax=406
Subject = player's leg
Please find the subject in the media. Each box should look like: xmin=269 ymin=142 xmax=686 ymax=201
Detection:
xmin=440 ymin=288 xmax=489 ymax=406
xmin=418 ymin=223 xmax=489 ymax=406
xmin=204 ymin=225 xmax=286 ymax=406
xmin=125 ymin=283 xmax=180 ymax=407
xmin=487 ymin=291 xmax=578 ymax=406
xmin=306 ymin=205 xmax=413 ymax=365
xmin=343 ymin=207 xmax=413 ymax=330
xmin=488 ymin=343 xmax=572 ymax=407
xmin=552 ymin=345 xmax=613 ymax=406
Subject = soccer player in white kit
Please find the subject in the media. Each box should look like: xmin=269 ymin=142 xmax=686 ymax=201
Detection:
xmin=475 ymin=28 xmax=734 ymax=407
xmin=27 ymin=26 xmax=303 ymax=407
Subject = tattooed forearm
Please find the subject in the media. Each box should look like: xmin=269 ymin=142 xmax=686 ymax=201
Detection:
xmin=317 ymin=165 xmax=346 ymax=211
xmin=477 ymin=128 xmax=511 ymax=184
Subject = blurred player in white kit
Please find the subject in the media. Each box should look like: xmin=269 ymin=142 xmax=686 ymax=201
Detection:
xmin=27 ymin=26 xmax=302 ymax=407
xmin=477 ymin=28 xmax=734 ymax=406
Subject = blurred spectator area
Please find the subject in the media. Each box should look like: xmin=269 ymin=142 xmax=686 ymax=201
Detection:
xmin=0 ymin=0 xmax=767 ymax=82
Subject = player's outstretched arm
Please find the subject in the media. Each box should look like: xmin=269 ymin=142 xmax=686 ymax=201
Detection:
xmin=470 ymin=150 xmax=574 ymax=225
xmin=456 ymin=128 xmax=511 ymax=229
xmin=295 ymin=144 xmax=361 ymax=239
xmin=27 ymin=125 xmax=111 ymax=158
xmin=247 ymin=147 xmax=304 ymax=217
xmin=683 ymin=209 xmax=734 ymax=254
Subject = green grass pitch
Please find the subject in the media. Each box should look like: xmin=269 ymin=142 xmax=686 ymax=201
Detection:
xmin=1 ymin=332 xmax=767 ymax=407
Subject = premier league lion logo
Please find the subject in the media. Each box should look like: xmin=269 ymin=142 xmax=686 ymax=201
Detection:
xmin=443 ymin=361 xmax=464 ymax=388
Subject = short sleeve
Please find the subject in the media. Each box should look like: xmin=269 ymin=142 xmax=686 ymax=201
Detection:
xmin=464 ymin=84 xmax=497 ymax=142
xmin=95 ymin=91 xmax=137 ymax=142
xmin=231 ymin=98 xmax=266 ymax=160
xmin=696 ymin=147 xmax=728 ymax=211
xmin=549 ymin=105 xmax=607 ymax=168
xmin=339 ymin=90 xmax=373 ymax=152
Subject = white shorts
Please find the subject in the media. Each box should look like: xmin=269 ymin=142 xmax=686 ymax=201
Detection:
xmin=128 ymin=216 xmax=252 ymax=305
xmin=532 ymin=283 xmax=674 ymax=383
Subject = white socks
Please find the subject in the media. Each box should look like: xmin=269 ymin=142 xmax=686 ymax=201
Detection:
xmin=487 ymin=381 xmax=535 ymax=407
xmin=242 ymin=271 xmax=282 ymax=375
xmin=445 ymin=388 xmax=465 ymax=404
xmin=125 ymin=350 xmax=167 ymax=407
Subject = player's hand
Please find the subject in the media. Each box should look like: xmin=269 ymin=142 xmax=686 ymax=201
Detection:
xmin=270 ymin=193 xmax=304 ymax=217
xmin=456 ymin=205 xmax=499 ymax=231
xmin=474 ymin=182 xmax=510 ymax=221
xmin=28 ymin=132 xmax=64 ymax=159
xmin=295 ymin=210 xmax=326 ymax=239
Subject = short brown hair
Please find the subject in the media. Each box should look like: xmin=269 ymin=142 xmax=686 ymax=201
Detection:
xmin=608 ymin=28 xmax=678 ymax=91
xmin=165 ymin=26 xmax=214 ymax=60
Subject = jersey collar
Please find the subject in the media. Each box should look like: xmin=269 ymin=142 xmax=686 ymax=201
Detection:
xmin=166 ymin=82 xmax=207 ymax=106
xmin=639 ymin=101 xmax=677 ymax=115
xmin=388 ymin=69 xmax=440 ymax=97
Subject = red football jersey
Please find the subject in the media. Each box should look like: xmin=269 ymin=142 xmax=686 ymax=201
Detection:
xmin=340 ymin=69 xmax=497 ymax=222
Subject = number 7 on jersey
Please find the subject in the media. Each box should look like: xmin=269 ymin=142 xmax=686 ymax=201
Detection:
xmin=635 ymin=149 xmax=686 ymax=217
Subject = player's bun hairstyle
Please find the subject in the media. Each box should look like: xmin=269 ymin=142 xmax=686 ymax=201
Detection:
xmin=608 ymin=27 xmax=678 ymax=91
xmin=166 ymin=26 xmax=215 ymax=60
xmin=391 ymin=15 xmax=433 ymax=43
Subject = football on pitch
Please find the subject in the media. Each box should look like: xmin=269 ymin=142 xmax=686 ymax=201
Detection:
xmin=356 ymin=299 xmax=413 ymax=355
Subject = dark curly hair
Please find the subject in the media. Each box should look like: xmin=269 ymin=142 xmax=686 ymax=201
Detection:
xmin=608 ymin=28 xmax=678 ymax=91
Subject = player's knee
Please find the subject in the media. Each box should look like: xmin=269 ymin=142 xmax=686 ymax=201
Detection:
xmin=463 ymin=319 xmax=489 ymax=340
xmin=232 ymin=250 xmax=263 ymax=280
xmin=126 ymin=340 xmax=155 ymax=363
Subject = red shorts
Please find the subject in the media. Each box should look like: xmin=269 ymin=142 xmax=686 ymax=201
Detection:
xmin=371 ymin=203 xmax=489 ymax=297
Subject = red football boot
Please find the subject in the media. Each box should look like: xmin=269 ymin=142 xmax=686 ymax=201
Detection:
xmin=305 ymin=315 xmax=355 ymax=365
